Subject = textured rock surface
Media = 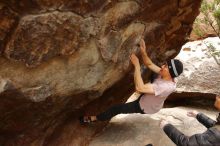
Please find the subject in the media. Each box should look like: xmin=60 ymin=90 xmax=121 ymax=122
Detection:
xmin=176 ymin=37 xmax=220 ymax=95
xmin=0 ymin=0 xmax=201 ymax=145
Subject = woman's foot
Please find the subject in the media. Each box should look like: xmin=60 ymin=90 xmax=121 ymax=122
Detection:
xmin=79 ymin=116 xmax=97 ymax=124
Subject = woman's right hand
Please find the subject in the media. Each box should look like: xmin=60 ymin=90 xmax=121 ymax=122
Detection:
xmin=187 ymin=111 xmax=199 ymax=118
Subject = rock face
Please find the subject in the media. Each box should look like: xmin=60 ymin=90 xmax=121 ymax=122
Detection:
xmin=0 ymin=0 xmax=201 ymax=145
xmin=176 ymin=37 xmax=220 ymax=96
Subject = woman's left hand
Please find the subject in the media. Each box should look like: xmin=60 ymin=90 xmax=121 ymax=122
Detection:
xmin=140 ymin=39 xmax=146 ymax=54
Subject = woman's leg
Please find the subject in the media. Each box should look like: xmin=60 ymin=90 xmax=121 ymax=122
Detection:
xmin=96 ymin=98 xmax=144 ymax=121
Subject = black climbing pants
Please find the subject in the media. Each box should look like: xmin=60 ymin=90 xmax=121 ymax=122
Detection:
xmin=96 ymin=97 xmax=144 ymax=121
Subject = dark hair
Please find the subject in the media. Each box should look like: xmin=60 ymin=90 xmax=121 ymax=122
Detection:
xmin=216 ymin=113 xmax=220 ymax=125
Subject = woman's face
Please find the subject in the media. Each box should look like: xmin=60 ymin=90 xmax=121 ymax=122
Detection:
xmin=160 ymin=64 xmax=171 ymax=78
xmin=214 ymin=96 xmax=220 ymax=110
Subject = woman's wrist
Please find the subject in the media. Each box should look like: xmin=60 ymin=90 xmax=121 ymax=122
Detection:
xmin=135 ymin=65 xmax=140 ymax=70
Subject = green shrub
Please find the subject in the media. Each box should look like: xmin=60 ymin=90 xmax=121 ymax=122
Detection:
xmin=193 ymin=0 xmax=220 ymax=37
xmin=193 ymin=0 xmax=220 ymax=65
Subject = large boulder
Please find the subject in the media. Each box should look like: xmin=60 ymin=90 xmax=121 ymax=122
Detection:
xmin=0 ymin=0 xmax=201 ymax=145
xmin=175 ymin=37 xmax=220 ymax=96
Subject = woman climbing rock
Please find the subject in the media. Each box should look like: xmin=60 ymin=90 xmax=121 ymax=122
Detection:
xmin=80 ymin=39 xmax=183 ymax=123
